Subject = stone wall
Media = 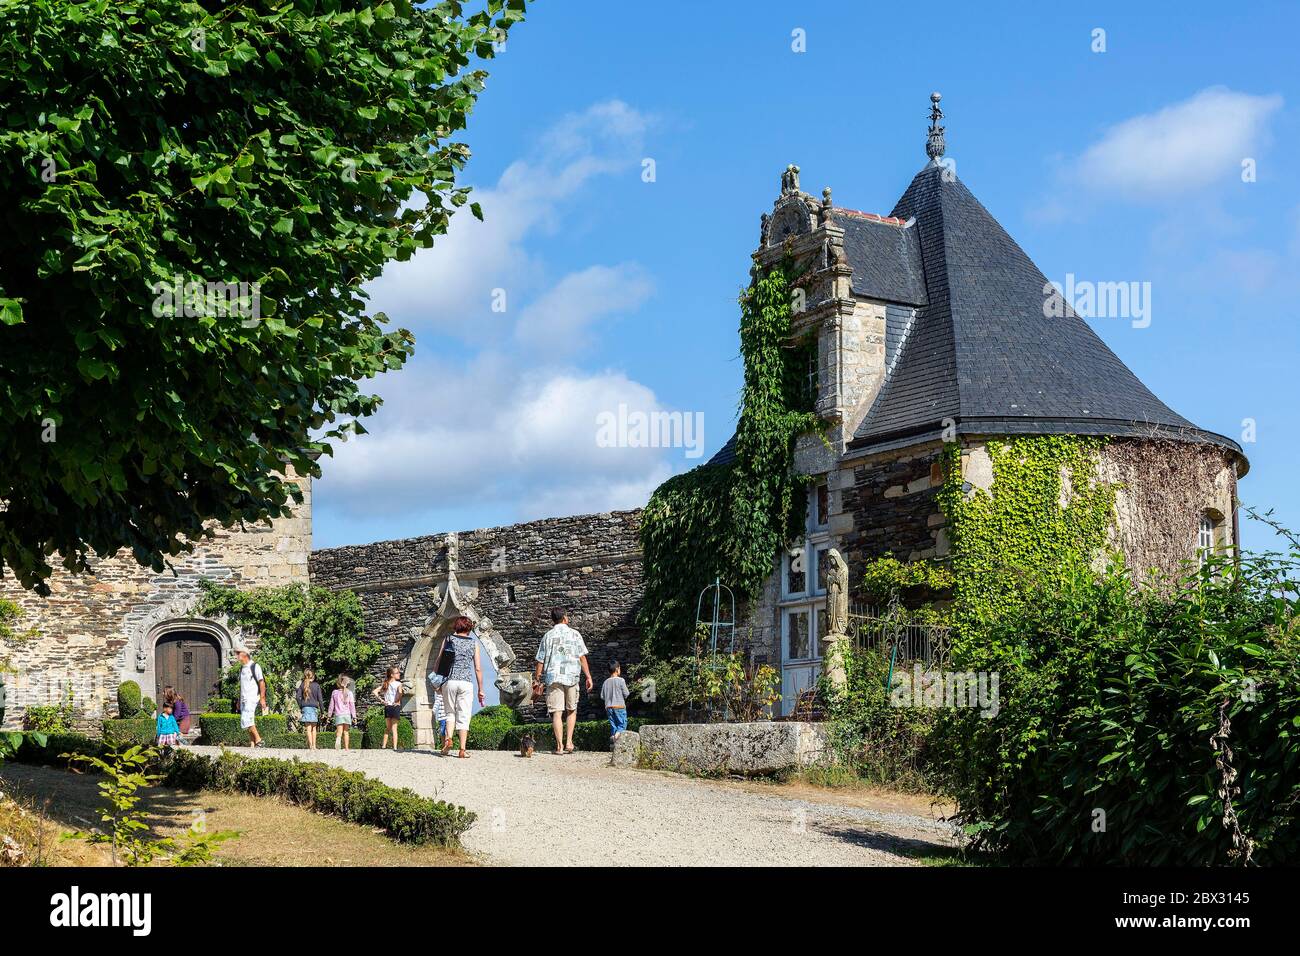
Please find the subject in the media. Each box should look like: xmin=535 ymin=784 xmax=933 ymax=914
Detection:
xmin=0 ymin=473 xmax=312 ymax=731
xmin=308 ymin=510 xmax=645 ymax=722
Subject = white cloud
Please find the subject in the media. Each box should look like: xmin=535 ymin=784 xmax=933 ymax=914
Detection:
xmin=318 ymin=354 xmax=684 ymax=520
xmin=515 ymin=263 xmax=654 ymax=348
xmin=365 ymin=100 xmax=652 ymax=342
xmin=1074 ymin=87 xmax=1282 ymax=197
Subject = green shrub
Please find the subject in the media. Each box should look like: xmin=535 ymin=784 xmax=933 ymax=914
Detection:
xmin=361 ymin=709 xmax=415 ymax=749
xmin=116 ymin=681 xmax=142 ymax=718
xmin=140 ymin=696 xmax=156 ymax=717
xmin=160 ymin=749 xmax=475 ymax=845
xmin=936 ymin=554 xmax=1300 ymax=865
xmin=464 ymin=704 xmax=517 ymax=750
xmin=24 ymin=686 xmax=75 ymax=733
xmin=15 ymin=730 xmax=104 ymax=766
xmin=102 ymin=718 xmax=158 ymax=749
xmin=195 ymin=713 xmax=286 ymax=746
xmin=267 ymin=729 xmax=362 ymax=749
xmin=818 ymin=644 xmax=937 ymax=792
xmin=499 ymin=719 xmax=645 ymax=753
xmin=207 ymin=697 xmax=233 ymax=714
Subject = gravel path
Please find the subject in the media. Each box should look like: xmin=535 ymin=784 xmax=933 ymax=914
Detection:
xmin=190 ymin=746 xmax=957 ymax=866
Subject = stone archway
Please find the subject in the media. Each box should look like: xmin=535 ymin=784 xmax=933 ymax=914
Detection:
xmin=120 ymin=596 xmax=245 ymax=707
xmin=400 ymin=532 xmax=517 ymax=747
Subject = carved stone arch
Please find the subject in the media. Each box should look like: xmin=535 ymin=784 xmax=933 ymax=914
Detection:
xmin=119 ymin=595 xmax=244 ymax=706
xmin=399 ymin=539 xmax=519 ymax=747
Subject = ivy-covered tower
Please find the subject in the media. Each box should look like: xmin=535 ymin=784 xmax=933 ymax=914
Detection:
xmin=714 ymin=94 xmax=1248 ymax=712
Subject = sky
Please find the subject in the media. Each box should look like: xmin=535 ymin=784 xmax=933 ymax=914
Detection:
xmin=312 ymin=0 xmax=1300 ymax=557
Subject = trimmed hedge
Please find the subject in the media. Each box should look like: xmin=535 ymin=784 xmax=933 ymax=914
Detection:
xmin=162 ymin=749 xmax=475 ymax=845
xmin=15 ymin=731 xmax=105 ymax=766
xmin=196 ymin=713 xmax=287 ymax=746
xmin=140 ymin=696 xmax=156 ymax=716
xmin=500 ymin=719 xmax=644 ymax=753
xmin=117 ymin=680 xmax=142 ymax=718
xmin=464 ymin=704 xmax=517 ymax=750
xmin=361 ymin=709 xmax=414 ymax=749
xmin=11 ymin=733 xmax=475 ymax=847
xmin=102 ymin=718 xmax=157 ymax=748
xmin=267 ymin=729 xmax=362 ymax=749
xmin=208 ymin=697 xmax=233 ymax=714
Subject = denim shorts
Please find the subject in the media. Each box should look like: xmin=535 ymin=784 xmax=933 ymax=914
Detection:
xmin=607 ymin=707 xmax=628 ymax=736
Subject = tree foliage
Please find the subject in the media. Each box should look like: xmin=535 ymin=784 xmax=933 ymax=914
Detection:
xmin=0 ymin=0 xmax=526 ymax=592
xmin=197 ymin=580 xmax=378 ymax=692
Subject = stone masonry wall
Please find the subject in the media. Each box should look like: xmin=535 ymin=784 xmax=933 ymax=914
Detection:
xmin=0 ymin=474 xmax=312 ymax=731
xmin=309 ymin=510 xmax=644 ymax=722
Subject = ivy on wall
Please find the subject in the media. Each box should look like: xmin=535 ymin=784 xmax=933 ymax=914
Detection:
xmin=935 ymin=435 xmax=1117 ymax=644
xmin=638 ymin=263 xmax=820 ymax=656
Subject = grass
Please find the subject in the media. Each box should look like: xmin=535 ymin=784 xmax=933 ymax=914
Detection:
xmin=0 ymin=763 xmax=476 ymax=867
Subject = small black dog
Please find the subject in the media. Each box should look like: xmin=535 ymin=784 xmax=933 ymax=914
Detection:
xmin=519 ymin=733 xmax=536 ymax=758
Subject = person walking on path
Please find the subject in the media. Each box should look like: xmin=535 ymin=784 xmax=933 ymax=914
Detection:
xmin=327 ymin=675 xmax=356 ymax=750
xmin=236 ymin=648 xmax=267 ymax=747
xmin=296 ymin=669 xmax=324 ymax=750
xmin=373 ymin=666 xmax=406 ymax=750
xmin=434 ymin=617 xmax=484 ymax=758
xmin=534 ymin=608 xmax=593 ymax=755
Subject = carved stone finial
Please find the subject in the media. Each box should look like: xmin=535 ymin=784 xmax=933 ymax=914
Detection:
xmin=926 ymin=91 xmax=945 ymax=161
xmin=760 ymin=212 xmax=770 ymax=247
xmin=821 ymin=186 xmax=833 ymax=224
xmin=781 ymin=163 xmax=801 ymax=195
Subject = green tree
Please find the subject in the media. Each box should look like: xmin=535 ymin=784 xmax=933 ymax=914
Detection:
xmin=0 ymin=0 xmax=527 ymax=594
xmin=198 ymin=580 xmax=378 ymax=692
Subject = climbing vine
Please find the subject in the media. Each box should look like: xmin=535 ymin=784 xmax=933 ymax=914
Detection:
xmin=936 ymin=435 xmax=1117 ymax=646
xmin=638 ymin=263 xmax=821 ymax=656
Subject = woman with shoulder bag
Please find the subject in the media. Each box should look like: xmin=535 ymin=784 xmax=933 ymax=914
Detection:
xmin=434 ymin=616 xmax=485 ymax=758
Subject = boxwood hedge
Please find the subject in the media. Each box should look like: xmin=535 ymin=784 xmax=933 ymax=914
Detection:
xmin=500 ymin=719 xmax=644 ymax=753
xmin=102 ymin=718 xmax=157 ymax=748
xmin=196 ymin=713 xmax=286 ymax=745
xmin=161 ymin=749 xmax=475 ymax=845
xmin=361 ymin=709 xmax=414 ymax=749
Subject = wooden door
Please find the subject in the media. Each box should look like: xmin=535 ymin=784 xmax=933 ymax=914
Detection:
xmin=155 ymin=633 xmax=221 ymax=713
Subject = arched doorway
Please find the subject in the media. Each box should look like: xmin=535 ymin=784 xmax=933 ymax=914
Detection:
xmin=154 ymin=631 xmax=222 ymax=712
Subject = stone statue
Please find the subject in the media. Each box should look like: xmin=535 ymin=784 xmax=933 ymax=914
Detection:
xmin=496 ymin=671 xmax=533 ymax=710
xmin=781 ymin=163 xmax=800 ymax=195
xmin=824 ymin=548 xmax=850 ymax=693
xmin=826 ymin=548 xmax=849 ymax=636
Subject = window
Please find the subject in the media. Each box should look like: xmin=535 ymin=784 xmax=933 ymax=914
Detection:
xmin=506 ymin=584 xmax=517 ymax=604
xmin=1197 ymin=513 xmax=1220 ymax=566
xmin=805 ymin=348 xmax=819 ymax=406
xmin=778 ymin=477 xmax=833 ymax=714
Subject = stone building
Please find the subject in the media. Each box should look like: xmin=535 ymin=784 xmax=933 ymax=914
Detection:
xmin=0 ymin=94 xmax=1247 ymax=730
xmin=711 ymin=95 xmax=1247 ymax=712
xmin=0 ymin=471 xmax=313 ymax=731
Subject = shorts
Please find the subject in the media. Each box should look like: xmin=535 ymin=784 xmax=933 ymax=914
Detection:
xmin=441 ymin=679 xmax=473 ymax=732
xmin=239 ymin=700 xmax=257 ymax=729
xmin=300 ymin=706 xmax=319 ymax=724
xmin=607 ymin=707 xmax=628 ymax=737
xmin=384 ymin=704 xmax=402 ymax=719
xmin=546 ymin=682 xmax=579 ymax=714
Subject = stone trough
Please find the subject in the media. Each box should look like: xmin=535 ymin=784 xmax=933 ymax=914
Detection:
xmin=614 ymin=721 xmax=828 ymax=777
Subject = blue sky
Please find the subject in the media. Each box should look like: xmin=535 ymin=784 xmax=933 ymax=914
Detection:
xmin=313 ymin=0 xmax=1299 ymax=557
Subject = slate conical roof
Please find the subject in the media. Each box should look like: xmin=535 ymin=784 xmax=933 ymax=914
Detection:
xmin=847 ymin=161 xmax=1245 ymax=467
